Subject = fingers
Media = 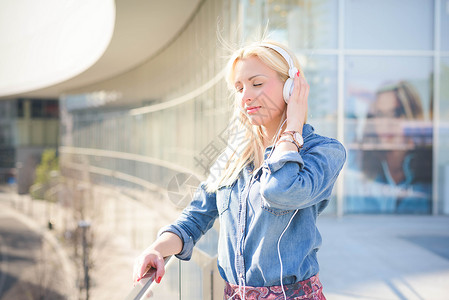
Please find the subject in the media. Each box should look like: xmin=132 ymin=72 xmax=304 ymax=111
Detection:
xmin=133 ymin=255 xmax=148 ymax=283
xmin=138 ymin=256 xmax=151 ymax=280
xmin=286 ymin=71 xmax=309 ymax=127
xmin=133 ymin=252 xmax=166 ymax=285
xmin=293 ymin=71 xmax=309 ymax=102
xmin=154 ymin=255 xmax=166 ymax=283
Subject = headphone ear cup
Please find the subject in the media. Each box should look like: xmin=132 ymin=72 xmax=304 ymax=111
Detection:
xmin=283 ymin=78 xmax=294 ymax=103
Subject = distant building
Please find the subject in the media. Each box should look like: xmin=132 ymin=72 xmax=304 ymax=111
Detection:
xmin=0 ymin=98 xmax=58 ymax=193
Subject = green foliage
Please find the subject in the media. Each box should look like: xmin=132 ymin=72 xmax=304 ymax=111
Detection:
xmin=34 ymin=149 xmax=58 ymax=184
xmin=31 ymin=149 xmax=59 ymax=199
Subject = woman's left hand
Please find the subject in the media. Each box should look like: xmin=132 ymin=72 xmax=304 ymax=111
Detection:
xmin=285 ymin=70 xmax=309 ymax=131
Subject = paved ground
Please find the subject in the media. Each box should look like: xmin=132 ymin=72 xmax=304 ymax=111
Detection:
xmin=0 ymin=189 xmax=78 ymax=300
xmin=318 ymin=215 xmax=449 ymax=300
xmin=0 ymin=203 xmax=77 ymax=300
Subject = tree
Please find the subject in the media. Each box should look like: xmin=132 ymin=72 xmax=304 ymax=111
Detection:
xmin=31 ymin=149 xmax=59 ymax=199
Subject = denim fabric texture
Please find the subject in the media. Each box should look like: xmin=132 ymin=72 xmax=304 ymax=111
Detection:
xmin=159 ymin=124 xmax=346 ymax=286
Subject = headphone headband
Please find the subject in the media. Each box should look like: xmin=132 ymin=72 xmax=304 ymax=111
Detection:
xmin=259 ymin=42 xmax=298 ymax=103
xmin=259 ymin=43 xmax=297 ymax=78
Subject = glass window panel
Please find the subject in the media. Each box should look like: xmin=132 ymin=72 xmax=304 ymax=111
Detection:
xmin=241 ymin=0 xmax=264 ymax=42
xmin=43 ymin=100 xmax=59 ymax=118
xmin=302 ymin=55 xmax=338 ymax=138
xmin=181 ymin=259 xmax=203 ymax=300
xmin=345 ymin=0 xmax=434 ymax=50
xmin=439 ymin=57 xmax=449 ymax=213
xmin=265 ymin=0 xmax=338 ymax=49
xmin=31 ymin=100 xmax=44 ymax=118
xmin=300 ymin=54 xmax=338 ymax=215
xmin=146 ymin=258 xmax=179 ymax=300
xmin=17 ymin=99 xmax=24 ymax=117
xmin=0 ymin=124 xmax=12 ymax=146
xmin=441 ymin=0 xmax=449 ymax=51
xmin=344 ymin=56 xmax=433 ymax=214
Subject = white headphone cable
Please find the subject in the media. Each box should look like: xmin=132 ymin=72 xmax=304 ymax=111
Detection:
xmin=232 ymin=113 xmax=292 ymax=300
xmin=266 ymin=113 xmax=288 ymax=161
xmin=278 ymin=209 xmax=299 ymax=300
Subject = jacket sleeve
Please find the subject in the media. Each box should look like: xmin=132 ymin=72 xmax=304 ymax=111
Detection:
xmin=158 ymin=182 xmax=218 ymax=260
xmin=259 ymin=139 xmax=346 ymax=210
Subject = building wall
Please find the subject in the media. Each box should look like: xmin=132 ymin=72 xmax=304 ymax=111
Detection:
xmin=0 ymin=99 xmax=59 ymax=193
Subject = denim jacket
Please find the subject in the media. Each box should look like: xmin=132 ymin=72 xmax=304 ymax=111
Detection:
xmin=160 ymin=124 xmax=346 ymax=286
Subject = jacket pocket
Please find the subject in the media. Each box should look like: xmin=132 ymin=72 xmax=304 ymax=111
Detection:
xmin=217 ymin=183 xmax=234 ymax=215
xmin=261 ymin=198 xmax=294 ymax=216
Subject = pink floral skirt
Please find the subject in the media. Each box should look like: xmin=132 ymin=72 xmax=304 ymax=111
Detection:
xmin=223 ymin=274 xmax=326 ymax=300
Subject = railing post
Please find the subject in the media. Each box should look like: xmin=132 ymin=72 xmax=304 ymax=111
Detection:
xmin=78 ymin=220 xmax=91 ymax=300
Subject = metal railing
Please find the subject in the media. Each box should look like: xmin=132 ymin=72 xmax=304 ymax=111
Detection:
xmin=125 ymin=256 xmax=172 ymax=300
xmin=124 ymin=240 xmax=223 ymax=300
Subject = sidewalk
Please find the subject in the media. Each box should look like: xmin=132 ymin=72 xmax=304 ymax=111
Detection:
xmin=0 ymin=188 xmax=78 ymax=300
xmin=317 ymin=215 xmax=449 ymax=300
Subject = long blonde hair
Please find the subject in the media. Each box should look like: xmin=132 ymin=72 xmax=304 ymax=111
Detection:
xmin=205 ymin=40 xmax=304 ymax=193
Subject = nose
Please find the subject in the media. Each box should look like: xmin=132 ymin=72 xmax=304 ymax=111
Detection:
xmin=241 ymin=87 xmax=255 ymax=106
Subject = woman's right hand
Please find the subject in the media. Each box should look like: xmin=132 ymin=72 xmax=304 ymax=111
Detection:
xmin=132 ymin=232 xmax=183 ymax=285
xmin=133 ymin=248 xmax=166 ymax=285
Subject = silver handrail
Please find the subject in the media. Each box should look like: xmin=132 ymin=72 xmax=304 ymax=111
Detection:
xmin=124 ymin=256 xmax=172 ymax=300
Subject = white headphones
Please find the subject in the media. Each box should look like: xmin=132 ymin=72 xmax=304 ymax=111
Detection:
xmin=260 ymin=43 xmax=298 ymax=103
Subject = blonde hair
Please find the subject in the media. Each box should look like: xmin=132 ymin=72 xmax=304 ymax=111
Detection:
xmin=375 ymin=81 xmax=424 ymax=120
xmin=205 ymin=40 xmax=304 ymax=193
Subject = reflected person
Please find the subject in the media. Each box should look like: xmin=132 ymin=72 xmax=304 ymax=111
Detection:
xmin=351 ymin=81 xmax=432 ymax=213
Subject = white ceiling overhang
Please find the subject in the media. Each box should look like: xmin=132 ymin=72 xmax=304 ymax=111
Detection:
xmin=0 ymin=0 xmax=202 ymax=99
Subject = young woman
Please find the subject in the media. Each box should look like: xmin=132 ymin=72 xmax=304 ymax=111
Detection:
xmin=133 ymin=41 xmax=346 ymax=300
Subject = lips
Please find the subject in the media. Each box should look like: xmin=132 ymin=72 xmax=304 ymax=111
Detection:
xmin=246 ymin=106 xmax=261 ymax=114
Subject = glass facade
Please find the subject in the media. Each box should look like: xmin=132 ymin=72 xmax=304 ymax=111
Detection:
xmin=59 ymin=0 xmax=449 ymax=216
xmin=245 ymin=0 xmax=448 ymax=215
xmin=56 ymin=0 xmax=449 ymax=298
xmin=0 ymin=98 xmax=59 ymax=192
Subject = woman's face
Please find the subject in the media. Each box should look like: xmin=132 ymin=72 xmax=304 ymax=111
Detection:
xmin=233 ymin=56 xmax=286 ymax=128
xmin=371 ymin=91 xmax=402 ymax=119
xmin=368 ymin=91 xmax=407 ymax=146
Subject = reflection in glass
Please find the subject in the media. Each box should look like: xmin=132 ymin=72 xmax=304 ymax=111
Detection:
xmin=441 ymin=1 xmax=449 ymax=51
xmin=345 ymin=0 xmax=433 ymax=50
xmin=346 ymin=81 xmax=432 ymax=213
xmin=439 ymin=57 xmax=449 ymax=213
xmin=303 ymin=55 xmax=338 ymax=139
xmin=262 ymin=0 xmax=338 ymax=49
